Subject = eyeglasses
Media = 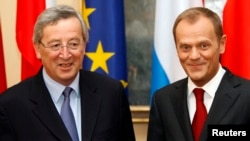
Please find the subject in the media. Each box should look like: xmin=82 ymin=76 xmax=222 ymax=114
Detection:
xmin=40 ymin=40 xmax=82 ymax=51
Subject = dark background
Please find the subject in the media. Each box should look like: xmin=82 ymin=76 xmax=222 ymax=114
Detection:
xmin=125 ymin=0 xmax=156 ymax=105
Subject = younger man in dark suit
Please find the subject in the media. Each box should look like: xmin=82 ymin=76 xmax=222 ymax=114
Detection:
xmin=147 ymin=7 xmax=250 ymax=141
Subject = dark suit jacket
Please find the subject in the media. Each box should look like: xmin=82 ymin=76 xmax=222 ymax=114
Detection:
xmin=147 ymin=70 xmax=250 ymax=141
xmin=0 ymin=69 xmax=135 ymax=141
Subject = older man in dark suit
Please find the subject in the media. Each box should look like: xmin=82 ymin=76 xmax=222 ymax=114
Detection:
xmin=0 ymin=5 xmax=135 ymax=141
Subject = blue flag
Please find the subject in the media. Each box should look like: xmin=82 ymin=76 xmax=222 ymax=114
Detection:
xmin=82 ymin=0 xmax=128 ymax=94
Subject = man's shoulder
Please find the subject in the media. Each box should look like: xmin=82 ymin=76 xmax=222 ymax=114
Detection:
xmin=154 ymin=78 xmax=187 ymax=95
xmin=223 ymin=69 xmax=250 ymax=84
xmin=79 ymin=70 xmax=121 ymax=85
xmin=0 ymin=77 xmax=35 ymax=102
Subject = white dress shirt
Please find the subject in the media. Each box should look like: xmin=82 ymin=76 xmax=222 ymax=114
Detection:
xmin=187 ymin=65 xmax=226 ymax=123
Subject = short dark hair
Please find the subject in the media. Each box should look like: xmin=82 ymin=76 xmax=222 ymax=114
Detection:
xmin=173 ymin=7 xmax=223 ymax=42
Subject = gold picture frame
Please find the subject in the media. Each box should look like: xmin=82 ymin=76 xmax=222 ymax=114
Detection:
xmin=130 ymin=105 xmax=150 ymax=123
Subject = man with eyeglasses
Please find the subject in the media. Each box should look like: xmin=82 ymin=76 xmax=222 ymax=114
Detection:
xmin=0 ymin=5 xmax=135 ymax=141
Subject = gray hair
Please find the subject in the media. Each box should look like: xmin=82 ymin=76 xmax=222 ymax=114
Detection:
xmin=33 ymin=5 xmax=89 ymax=44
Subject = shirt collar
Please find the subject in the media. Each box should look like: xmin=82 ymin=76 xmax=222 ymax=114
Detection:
xmin=188 ymin=64 xmax=226 ymax=97
xmin=42 ymin=68 xmax=80 ymax=103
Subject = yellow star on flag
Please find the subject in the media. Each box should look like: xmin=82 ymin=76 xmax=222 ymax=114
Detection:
xmin=86 ymin=41 xmax=115 ymax=74
xmin=120 ymin=80 xmax=128 ymax=88
xmin=82 ymin=0 xmax=95 ymax=29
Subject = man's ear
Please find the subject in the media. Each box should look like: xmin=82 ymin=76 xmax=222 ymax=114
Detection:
xmin=34 ymin=43 xmax=41 ymax=59
xmin=220 ymin=34 xmax=227 ymax=54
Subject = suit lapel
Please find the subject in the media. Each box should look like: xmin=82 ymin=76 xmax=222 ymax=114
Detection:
xmin=206 ymin=71 xmax=241 ymax=123
xmin=80 ymin=71 xmax=101 ymax=141
xmin=30 ymin=71 xmax=72 ymax=141
xmin=200 ymin=71 xmax=241 ymax=141
xmin=174 ymin=79 xmax=194 ymax=141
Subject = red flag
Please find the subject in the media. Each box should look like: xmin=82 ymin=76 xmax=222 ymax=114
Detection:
xmin=0 ymin=19 xmax=7 ymax=93
xmin=221 ymin=0 xmax=250 ymax=79
xmin=16 ymin=1 xmax=45 ymax=80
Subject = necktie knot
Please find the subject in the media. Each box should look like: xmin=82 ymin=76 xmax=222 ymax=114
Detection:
xmin=193 ymin=88 xmax=205 ymax=102
xmin=63 ymin=87 xmax=73 ymax=97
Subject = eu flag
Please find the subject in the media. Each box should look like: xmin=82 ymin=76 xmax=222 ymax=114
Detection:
xmin=82 ymin=0 xmax=128 ymax=93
